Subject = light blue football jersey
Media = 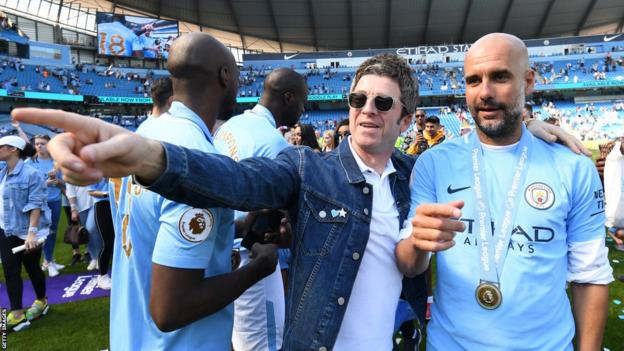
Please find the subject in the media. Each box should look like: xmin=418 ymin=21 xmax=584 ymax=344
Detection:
xmin=97 ymin=21 xmax=138 ymax=56
xmin=138 ymin=34 xmax=157 ymax=58
xmin=109 ymin=101 xmax=234 ymax=350
xmin=214 ymin=104 xmax=289 ymax=161
xmin=214 ymin=104 xmax=289 ymax=351
xmin=408 ymin=129 xmax=605 ymax=351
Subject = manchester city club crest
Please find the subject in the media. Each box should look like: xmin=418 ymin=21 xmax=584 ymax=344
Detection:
xmin=524 ymin=182 xmax=555 ymax=210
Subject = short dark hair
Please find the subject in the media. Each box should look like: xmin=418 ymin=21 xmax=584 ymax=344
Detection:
xmin=150 ymin=77 xmax=173 ymax=110
xmin=523 ymin=104 xmax=533 ymax=114
xmin=425 ymin=115 xmax=440 ymax=124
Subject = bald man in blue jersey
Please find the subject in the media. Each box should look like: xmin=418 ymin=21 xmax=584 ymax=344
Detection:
xmin=396 ymin=33 xmax=613 ymax=351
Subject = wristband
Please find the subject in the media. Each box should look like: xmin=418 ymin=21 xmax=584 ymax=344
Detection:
xmin=28 ymin=226 xmax=38 ymax=233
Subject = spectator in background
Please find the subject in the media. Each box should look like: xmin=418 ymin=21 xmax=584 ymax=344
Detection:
xmin=26 ymin=135 xmax=65 ymax=278
xmin=322 ymin=130 xmax=336 ymax=152
xmin=0 ymin=136 xmax=50 ymax=332
xmin=522 ymin=103 xmax=533 ymax=121
xmin=315 ymin=130 xmax=323 ymax=149
xmin=292 ymin=123 xmax=321 ymax=151
xmin=604 ymin=139 xmax=624 ymax=263
xmin=66 ymin=183 xmax=101 ymax=270
xmin=333 ymin=118 xmax=350 ymax=146
xmin=142 ymin=77 xmax=173 ymax=126
xmin=88 ymin=179 xmax=114 ymax=290
xmin=422 ymin=115 xmax=445 ymax=147
xmin=406 ymin=110 xmax=429 ymax=155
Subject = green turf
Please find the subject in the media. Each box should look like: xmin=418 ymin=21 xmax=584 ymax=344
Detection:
xmin=6 ymin=297 xmax=110 ymax=351
xmin=604 ymin=240 xmax=624 ymax=351
xmin=0 ymin=211 xmax=110 ymax=350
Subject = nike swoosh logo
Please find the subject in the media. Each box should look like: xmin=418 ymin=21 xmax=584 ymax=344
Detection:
xmin=604 ymin=34 xmax=621 ymax=42
xmin=283 ymin=53 xmax=299 ymax=60
xmin=447 ymin=185 xmax=470 ymax=194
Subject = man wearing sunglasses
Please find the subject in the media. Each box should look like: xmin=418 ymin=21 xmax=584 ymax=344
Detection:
xmin=14 ymin=54 xmax=421 ymax=350
xmin=14 ymin=50 xmax=586 ymax=350
xmin=406 ymin=110 xmax=429 ymax=155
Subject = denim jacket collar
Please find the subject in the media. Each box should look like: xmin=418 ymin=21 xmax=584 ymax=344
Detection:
xmin=347 ymin=136 xmax=396 ymax=179
xmin=4 ymin=159 xmax=25 ymax=177
xmin=337 ymin=137 xmax=366 ymax=184
xmin=337 ymin=137 xmax=408 ymax=183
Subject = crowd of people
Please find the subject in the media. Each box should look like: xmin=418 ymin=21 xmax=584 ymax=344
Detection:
xmin=0 ymin=27 xmax=619 ymax=351
xmin=0 ymin=122 xmax=116 ymax=332
xmin=2 ymin=30 xmax=618 ymax=351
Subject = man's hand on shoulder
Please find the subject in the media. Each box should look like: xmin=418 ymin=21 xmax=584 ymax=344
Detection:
xmin=526 ymin=119 xmax=591 ymax=156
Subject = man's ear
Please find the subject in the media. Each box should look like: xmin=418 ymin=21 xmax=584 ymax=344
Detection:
xmin=399 ymin=112 xmax=413 ymax=132
xmin=219 ymin=66 xmax=230 ymax=88
xmin=525 ymin=69 xmax=535 ymax=95
xmin=283 ymin=91 xmax=294 ymax=105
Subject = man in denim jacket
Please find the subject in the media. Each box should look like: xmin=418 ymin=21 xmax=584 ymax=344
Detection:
xmin=16 ymin=54 xmax=423 ymax=350
xmin=14 ymin=54 xmax=588 ymax=350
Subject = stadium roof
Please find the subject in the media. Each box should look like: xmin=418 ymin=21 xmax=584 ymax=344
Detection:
xmin=81 ymin=0 xmax=624 ymax=51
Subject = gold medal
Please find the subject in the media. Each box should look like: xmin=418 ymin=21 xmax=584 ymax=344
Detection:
xmin=475 ymin=282 xmax=502 ymax=310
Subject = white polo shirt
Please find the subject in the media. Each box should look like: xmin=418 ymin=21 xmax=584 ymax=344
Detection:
xmin=333 ymin=138 xmax=404 ymax=351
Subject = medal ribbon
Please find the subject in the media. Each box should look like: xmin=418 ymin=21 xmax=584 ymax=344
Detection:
xmin=470 ymin=125 xmax=532 ymax=285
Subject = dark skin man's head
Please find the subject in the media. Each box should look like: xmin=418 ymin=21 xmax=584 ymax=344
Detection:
xmin=166 ymin=32 xmax=239 ymax=126
xmin=259 ymin=68 xmax=308 ymax=128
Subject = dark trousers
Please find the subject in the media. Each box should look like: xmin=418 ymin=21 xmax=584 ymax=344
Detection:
xmin=0 ymin=230 xmax=46 ymax=311
xmin=94 ymin=201 xmax=114 ymax=276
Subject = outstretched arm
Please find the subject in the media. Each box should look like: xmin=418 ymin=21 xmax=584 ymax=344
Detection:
xmin=12 ymin=107 xmax=301 ymax=212
xmin=12 ymin=108 xmax=165 ymax=185
xmin=144 ymin=142 xmax=300 ymax=211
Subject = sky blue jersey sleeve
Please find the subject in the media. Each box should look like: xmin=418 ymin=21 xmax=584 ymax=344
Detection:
xmin=566 ymin=156 xmax=606 ymax=243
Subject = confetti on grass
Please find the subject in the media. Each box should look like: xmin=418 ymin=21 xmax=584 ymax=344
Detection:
xmin=613 ymin=259 xmax=620 ymax=263
xmin=613 ymin=299 xmax=622 ymax=305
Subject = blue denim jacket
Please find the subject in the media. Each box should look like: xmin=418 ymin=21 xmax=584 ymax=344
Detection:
xmin=1 ymin=159 xmax=50 ymax=236
xmin=147 ymin=139 xmax=426 ymax=350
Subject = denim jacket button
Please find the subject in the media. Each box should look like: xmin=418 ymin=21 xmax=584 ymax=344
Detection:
xmin=319 ymin=210 xmax=327 ymax=218
xmin=363 ymin=208 xmax=369 ymax=216
xmin=362 ymin=187 xmax=370 ymax=194
xmin=337 ymin=297 xmax=345 ymax=305
xmin=352 ymin=252 xmax=360 ymax=261
xmin=319 ymin=347 xmax=327 ymax=351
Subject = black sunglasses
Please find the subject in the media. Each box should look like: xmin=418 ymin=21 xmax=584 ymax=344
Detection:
xmin=348 ymin=93 xmax=402 ymax=112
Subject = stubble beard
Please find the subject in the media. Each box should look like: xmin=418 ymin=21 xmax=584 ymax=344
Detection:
xmin=470 ymin=97 xmax=524 ymax=140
